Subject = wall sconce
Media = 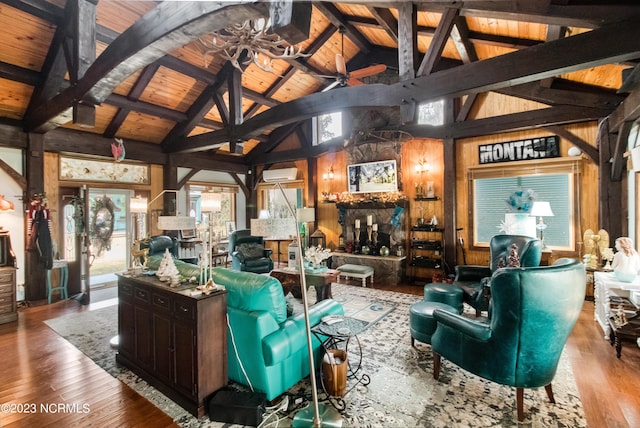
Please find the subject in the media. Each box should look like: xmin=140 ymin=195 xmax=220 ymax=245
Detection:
xmin=415 ymin=159 xmax=429 ymax=174
xmin=322 ymin=166 xmax=335 ymax=181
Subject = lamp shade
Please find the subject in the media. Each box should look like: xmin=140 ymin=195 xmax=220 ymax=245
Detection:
xmin=157 ymin=215 xmax=196 ymax=230
xmin=130 ymin=196 xmax=148 ymax=214
xmin=530 ymin=201 xmax=554 ymax=217
xmin=201 ymin=192 xmax=222 ymax=213
xmin=296 ymin=207 xmax=315 ymax=223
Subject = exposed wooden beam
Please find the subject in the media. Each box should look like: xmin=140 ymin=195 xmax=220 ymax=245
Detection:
xmin=498 ymin=81 xmax=623 ymax=111
xmin=418 ymin=2 xmax=640 ymax=28
xmin=451 ymin=16 xmax=479 ymax=65
xmin=104 ymin=63 xmax=159 ymax=138
xmin=0 ymin=156 xmax=26 ymax=190
xmin=178 ymin=20 xmax=640 ymax=152
xmin=609 ymin=85 xmax=640 ymax=130
xmin=611 ymin=120 xmax=634 ymax=181
xmin=397 ymin=2 xmax=418 ymax=122
xmin=367 ymin=6 xmax=398 ymax=44
xmin=24 ymin=2 xmax=269 ymax=132
xmin=401 ymin=106 xmax=609 ymax=140
xmin=544 ymin=124 xmax=599 ymax=164
xmin=0 ymin=61 xmax=41 ymax=87
xmin=313 ymin=1 xmax=372 ymax=53
xmin=347 ymin=15 xmax=541 ymax=50
xmin=105 ymin=94 xmax=185 ymax=123
xmin=177 ymin=168 xmax=200 ymax=190
xmin=417 ymin=7 xmax=458 ymax=77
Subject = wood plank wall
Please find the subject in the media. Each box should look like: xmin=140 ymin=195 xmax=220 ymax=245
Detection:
xmin=455 ymin=122 xmax=599 ymax=266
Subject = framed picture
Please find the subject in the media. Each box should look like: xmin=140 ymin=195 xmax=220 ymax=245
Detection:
xmin=225 ymin=221 xmax=236 ymax=236
xmin=180 ymin=229 xmax=197 ymax=240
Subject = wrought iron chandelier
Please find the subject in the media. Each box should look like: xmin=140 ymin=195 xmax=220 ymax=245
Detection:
xmin=200 ymin=18 xmax=309 ymax=73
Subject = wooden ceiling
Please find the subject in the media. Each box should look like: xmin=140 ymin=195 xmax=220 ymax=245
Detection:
xmin=1 ymin=1 xmax=640 ymax=171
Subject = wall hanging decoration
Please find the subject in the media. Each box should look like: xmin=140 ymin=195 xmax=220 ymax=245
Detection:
xmin=111 ymin=138 xmax=126 ymax=162
xmin=90 ymin=195 xmax=115 ymax=257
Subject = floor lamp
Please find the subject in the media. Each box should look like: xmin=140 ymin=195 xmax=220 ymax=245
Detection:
xmin=201 ymin=191 xmax=222 ymax=282
xmin=264 ymin=181 xmax=342 ymax=428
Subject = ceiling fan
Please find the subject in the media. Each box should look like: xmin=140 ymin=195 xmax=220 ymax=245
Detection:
xmin=320 ymin=26 xmax=387 ymax=91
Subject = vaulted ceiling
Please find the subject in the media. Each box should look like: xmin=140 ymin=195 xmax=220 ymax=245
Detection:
xmin=1 ymin=1 xmax=640 ymax=172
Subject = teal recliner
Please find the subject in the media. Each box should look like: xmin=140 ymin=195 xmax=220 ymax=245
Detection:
xmin=453 ymin=234 xmax=543 ymax=315
xmin=431 ymin=258 xmax=586 ymax=422
xmin=212 ymin=267 xmax=344 ymax=401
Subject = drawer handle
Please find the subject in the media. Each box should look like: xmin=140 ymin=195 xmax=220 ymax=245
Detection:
xmin=157 ymin=298 xmax=166 ymax=304
xmin=179 ymin=306 xmax=188 ymax=312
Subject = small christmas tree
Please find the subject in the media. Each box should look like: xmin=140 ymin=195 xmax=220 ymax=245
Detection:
xmin=508 ymin=243 xmax=520 ymax=267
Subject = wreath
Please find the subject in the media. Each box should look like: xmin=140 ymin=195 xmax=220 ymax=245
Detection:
xmin=91 ymin=195 xmax=115 ymax=256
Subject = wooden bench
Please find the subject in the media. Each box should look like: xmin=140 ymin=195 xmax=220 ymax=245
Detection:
xmin=336 ymin=264 xmax=374 ymax=287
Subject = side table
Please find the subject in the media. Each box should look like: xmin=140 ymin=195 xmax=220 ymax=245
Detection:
xmin=608 ymin=313 xmax=640 ymax=358
xmin=311 ymin=317 xmax=371 ymax=412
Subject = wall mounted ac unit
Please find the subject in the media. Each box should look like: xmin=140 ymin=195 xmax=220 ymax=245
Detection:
xmin=263 ymin=168 xmax=297 ymax=182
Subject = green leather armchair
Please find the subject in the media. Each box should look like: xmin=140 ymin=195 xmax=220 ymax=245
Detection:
xmin=453 ymin=234 xmax=542 ymax=315
xmin=228 ymin=229 xmax=274 ymax=274
xmin=431 ymin=258 xmax=586 ymax=422
xmin=212 ymin=267 xmax=344 ymax=401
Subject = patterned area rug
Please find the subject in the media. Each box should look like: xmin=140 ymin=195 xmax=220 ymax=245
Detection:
xmin=44 ymin=283 xmax=586 ymax=427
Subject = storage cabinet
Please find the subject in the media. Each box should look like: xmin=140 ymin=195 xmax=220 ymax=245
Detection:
xmin=116 ymin=274 xmax=228 ymax=418
xmin=0 ymin=267 xmax=17 ymax=324
xmin=409 ymin=197 xmax=445 ymax=282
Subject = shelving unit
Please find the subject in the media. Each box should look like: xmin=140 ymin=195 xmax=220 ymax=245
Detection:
xmin=409 ymin=197 xmax=445 ymax=283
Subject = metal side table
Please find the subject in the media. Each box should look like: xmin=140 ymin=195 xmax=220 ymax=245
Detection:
xmin=311 ymin=317 xmax=371 ymax=412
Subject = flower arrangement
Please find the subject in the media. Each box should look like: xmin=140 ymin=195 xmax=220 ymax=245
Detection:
xmin=506 ymin=188 xmax=536 ymax=213
xmin=304 ymin=245 xmax=331 ymax=267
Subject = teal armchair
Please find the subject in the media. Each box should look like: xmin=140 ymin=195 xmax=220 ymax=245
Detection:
xmin=228 ymin=229 xmax=274 ymax=274
xmin=431 ymin=258 xmax=586 ymax=421
xmin=212 ymin=267 xmax=343 ymax=401
xmin=453 ymin=234 xmax=542 ymax=315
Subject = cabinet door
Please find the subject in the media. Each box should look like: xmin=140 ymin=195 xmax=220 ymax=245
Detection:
xmin=153 ymin=312 xmax=173 ymax=382
xmin=134 ymin=305 xmax=153 ymax=367
xmin=173 ymin=320 xmax=196 ymax=399
xmin=118 ymin=299 xmax=135 ymax=358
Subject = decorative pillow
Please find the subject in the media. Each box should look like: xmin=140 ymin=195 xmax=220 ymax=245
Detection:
xmin=237 ymin=242 xmax=265 ymax=259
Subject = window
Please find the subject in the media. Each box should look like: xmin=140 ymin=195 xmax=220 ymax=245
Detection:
xmin=417 ymin=99 xmax=444 ymax=126
xmin=187 ymin=184 xmax=236 ymax=239
xmin=469 ymin=158 xmax=581 ymax=250
xmin=313 ymin=111 xmax=342 ymax=144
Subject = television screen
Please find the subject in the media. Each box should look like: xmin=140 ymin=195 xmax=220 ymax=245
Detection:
xmin=347 ymin=159 xmax=398 ymax=193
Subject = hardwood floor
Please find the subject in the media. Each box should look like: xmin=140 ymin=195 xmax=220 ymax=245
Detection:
xmin=0 ymin=282 xmax=639 ymax=427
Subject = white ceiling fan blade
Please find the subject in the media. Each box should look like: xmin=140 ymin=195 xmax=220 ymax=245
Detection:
xmin=321 ymin=80 xmax=342 ymax=92
xmin=335 ymin=53 xmax=347 ymax=76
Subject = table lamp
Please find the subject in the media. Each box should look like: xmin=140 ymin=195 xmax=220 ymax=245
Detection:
xmin=529 ymin=201 xmax=554 ymax=248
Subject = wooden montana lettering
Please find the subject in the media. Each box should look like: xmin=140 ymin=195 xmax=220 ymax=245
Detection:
xmin=479 ymin=136 xmax=560 ymax=164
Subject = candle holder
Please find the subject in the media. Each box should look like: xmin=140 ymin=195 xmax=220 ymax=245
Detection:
xmin=367 ymin=225 xmax=373 ymax=244
xmin=354 ymin=226 xmax=361 ymax=252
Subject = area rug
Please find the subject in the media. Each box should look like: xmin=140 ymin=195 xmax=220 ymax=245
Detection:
xmin=44 ymin=283 xmax=586 ymax=427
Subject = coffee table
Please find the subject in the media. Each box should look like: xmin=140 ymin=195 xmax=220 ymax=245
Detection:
xmin=270 ymin=268 xmax=338 ymax=302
